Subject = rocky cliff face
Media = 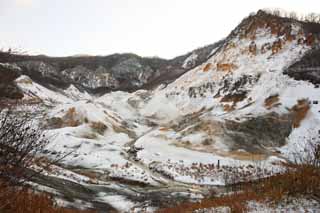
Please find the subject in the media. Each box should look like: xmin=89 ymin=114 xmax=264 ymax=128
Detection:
xmin=284 ymin=48 xmax=320 ymax=84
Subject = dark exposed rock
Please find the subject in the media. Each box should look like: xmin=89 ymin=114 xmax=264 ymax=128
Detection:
xmin=214 ymin=74 xmax=260 ymax=99
xmin=284 ymin=48 xmax=320 ymax=84
xmin=224 ymin=112 xmax=293 ymax=153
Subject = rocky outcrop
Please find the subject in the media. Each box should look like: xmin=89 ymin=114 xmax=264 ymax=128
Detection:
xmin=284 ymin=48 xmax=320 ymax=84
xmin=224 ymin=112 xmax=293 ymax=153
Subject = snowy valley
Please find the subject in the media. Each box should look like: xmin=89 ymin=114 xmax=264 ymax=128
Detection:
xmin=1 ymin=10 xmax=320 ymax=212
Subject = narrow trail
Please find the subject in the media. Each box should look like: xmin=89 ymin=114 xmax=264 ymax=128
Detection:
xmin=123 ymin=126 xmax=211 ymax=195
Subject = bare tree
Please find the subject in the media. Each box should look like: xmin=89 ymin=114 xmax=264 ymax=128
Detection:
xmin=272 ymin=9 xmax=281 ymax=17
xmin=295 ymin=138 xmax=320 ymax=168
xmin=306 ymin=13 xmax=318 ymax=23
xmin=316 ymin=14 xmax=320 ymax=23
xmin=289 ymin=12 xmax=298 ymax=20
xmin=0 ymin=108 xmax=49 ymax=187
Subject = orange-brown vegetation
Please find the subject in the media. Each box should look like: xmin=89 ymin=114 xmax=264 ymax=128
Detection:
xmin=202 ymin=63 xmax=212 ymax=72
xmin=159 ymin=163 xmax=320 ymax=213
xmin=216 ymin=63 xmax=238 ymax=72
xmin=223 ymin=104 xmax=235 ymax=112
xmin=269 ymin=22 xmax=281 ymax=35
xmin=221 ymin=92 xmax=247 ymax=105
xmin=90 ymin=121 xmax=108 ymax=135
xmin=264 ymin=94 xmax=280 ymax=109
xmin=221 ymin=93 xmax=247 ymax=112
xmin=220 ymin=150 xmax=268 ymax=161
xmin=159 ymin=127 xmax=171 ymax=131
xmin=286 ymin=33 xmax=295 ymax=42
xmin=0 ymin=183 xmax=95 ymax=213
xmin=271 ymin=39 xmax=283 ymax=54
xmin=291 ymin=99 xmax=310 ymax=128
xmin=63 ymin=107 xmax=81 ymax=127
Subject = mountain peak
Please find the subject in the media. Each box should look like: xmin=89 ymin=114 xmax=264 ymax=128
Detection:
xmin=227 ymin=9 xmax=320 ymax=50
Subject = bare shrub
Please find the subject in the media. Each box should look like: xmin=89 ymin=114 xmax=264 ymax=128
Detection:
xmin=202 ymin=63 xmax=212 ymax=72
xmin=289 ymin=12 xmax=298 ymax=20
xmin=90 ymin=121 xmax=108 ymax=135
xmin=161 ymin=135 xmax=320 ymax=212
xmin=0 ymin=183 xmax=95 ymax=213
xmin=291 ymin=137 xmax=320 ymax=169
xmin=0 ymin=108 xmax=49 ymax=187
xmin=0 ymin=108 xmax=78 ymax=211
xmin=63 ymin=107 xmax=81 ymax=127
xmin=223 ymin=104 xmax=235 ymax=112
xmin=264 ymin=94 xmax=279 ymax=109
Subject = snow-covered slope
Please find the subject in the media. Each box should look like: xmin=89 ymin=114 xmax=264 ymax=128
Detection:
xmin=4 ymin=10 xmax=320 ymax=211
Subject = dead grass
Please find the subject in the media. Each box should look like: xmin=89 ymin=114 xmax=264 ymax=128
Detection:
xmin=159 ymin=127 xmax=171 ymax=131
xmin=264 ymin=94 xmax=280 ymax=109
xmin=90 ymin=121 xmax=108 ymax=135
xmin=47 ymin=108 xmax=90 ymax=129
xmin=221 ymin=93 xmax=247 ymax=104
xmin=219 ymin=150 xmax=269 ymax=161
xmin=216 ymin=63 xmax=238 ymax=72
xmin=223 ymin=104 xmax=235 ymax=112
xmin=63 ymin=107 xmax=81 ymax=127
xmin=159 ymin=164 xmax=320 ymax=213
xmin=0 ymin=182 xmax=95 ymax=213
xmin=291 ymin=99 xmax=310 ymax=128
xmin=221 ymin=93 xmax=247 ymax=112
xmin=203 ymin=63 xmax=212 ymax=72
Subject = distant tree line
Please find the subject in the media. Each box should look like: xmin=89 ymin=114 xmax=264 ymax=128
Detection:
xmin=261 ymin=8 xmax=320 ymax=24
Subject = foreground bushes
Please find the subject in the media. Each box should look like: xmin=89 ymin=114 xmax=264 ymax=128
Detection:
xmin=0 ymin=183 xmax=94 ymax=213
xmin=160 ymin=142 xmax=320 ymax=213
xmin=160 ymin=163 xmax=320 ymax=213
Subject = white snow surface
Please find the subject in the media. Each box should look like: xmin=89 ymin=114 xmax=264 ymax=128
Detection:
xmin=14 ymin=23 xmax=320 ymax=188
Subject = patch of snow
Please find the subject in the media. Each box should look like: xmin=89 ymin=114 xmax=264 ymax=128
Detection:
xmin=95 ymin=194 xmax=136 ymax=212
xmin=182 ymin=52 xmax=198 ymax=69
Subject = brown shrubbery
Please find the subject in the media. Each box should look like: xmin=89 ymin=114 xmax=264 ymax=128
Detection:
xmin=47 ymin=107 xmax=88 ymax=129
xmin=0 ymin=108 xmax=87 ymax=212
xmin=264 ymin=94 xmax=280 ymax=109
xmin=221 ymin=92 xmax=247 ymax=111
xmin=291 ymin=99 xmax=310 ymax=128
xmin=0 ymin=109 xmax=49 ymax=187
xmin=0 ymin=183 xmax=95 ymax=213
xmin=216 ymin=63 xmax=238 ymax=72
xmin=160 ymin=165 xmax=320 ymax=213
xmin=202 ymin=63 xmax=212 ymax=72
xmin=63 ymin=107 xmax=81 ymax=127
xmin=223 ymin=104 xmax=235 ymax=112
xmin=90 ymin=121 xmax=108 ymax=135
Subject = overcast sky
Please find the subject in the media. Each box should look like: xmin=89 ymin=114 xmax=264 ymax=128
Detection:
xmin=1 ymin=0 xmax=319 ymax=59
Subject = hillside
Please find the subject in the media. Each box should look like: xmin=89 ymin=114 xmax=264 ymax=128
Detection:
xmin=0 ymin=41 xmax=223 ymax=94
xmin=1 ymin=9 xmax=320 ymax=212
